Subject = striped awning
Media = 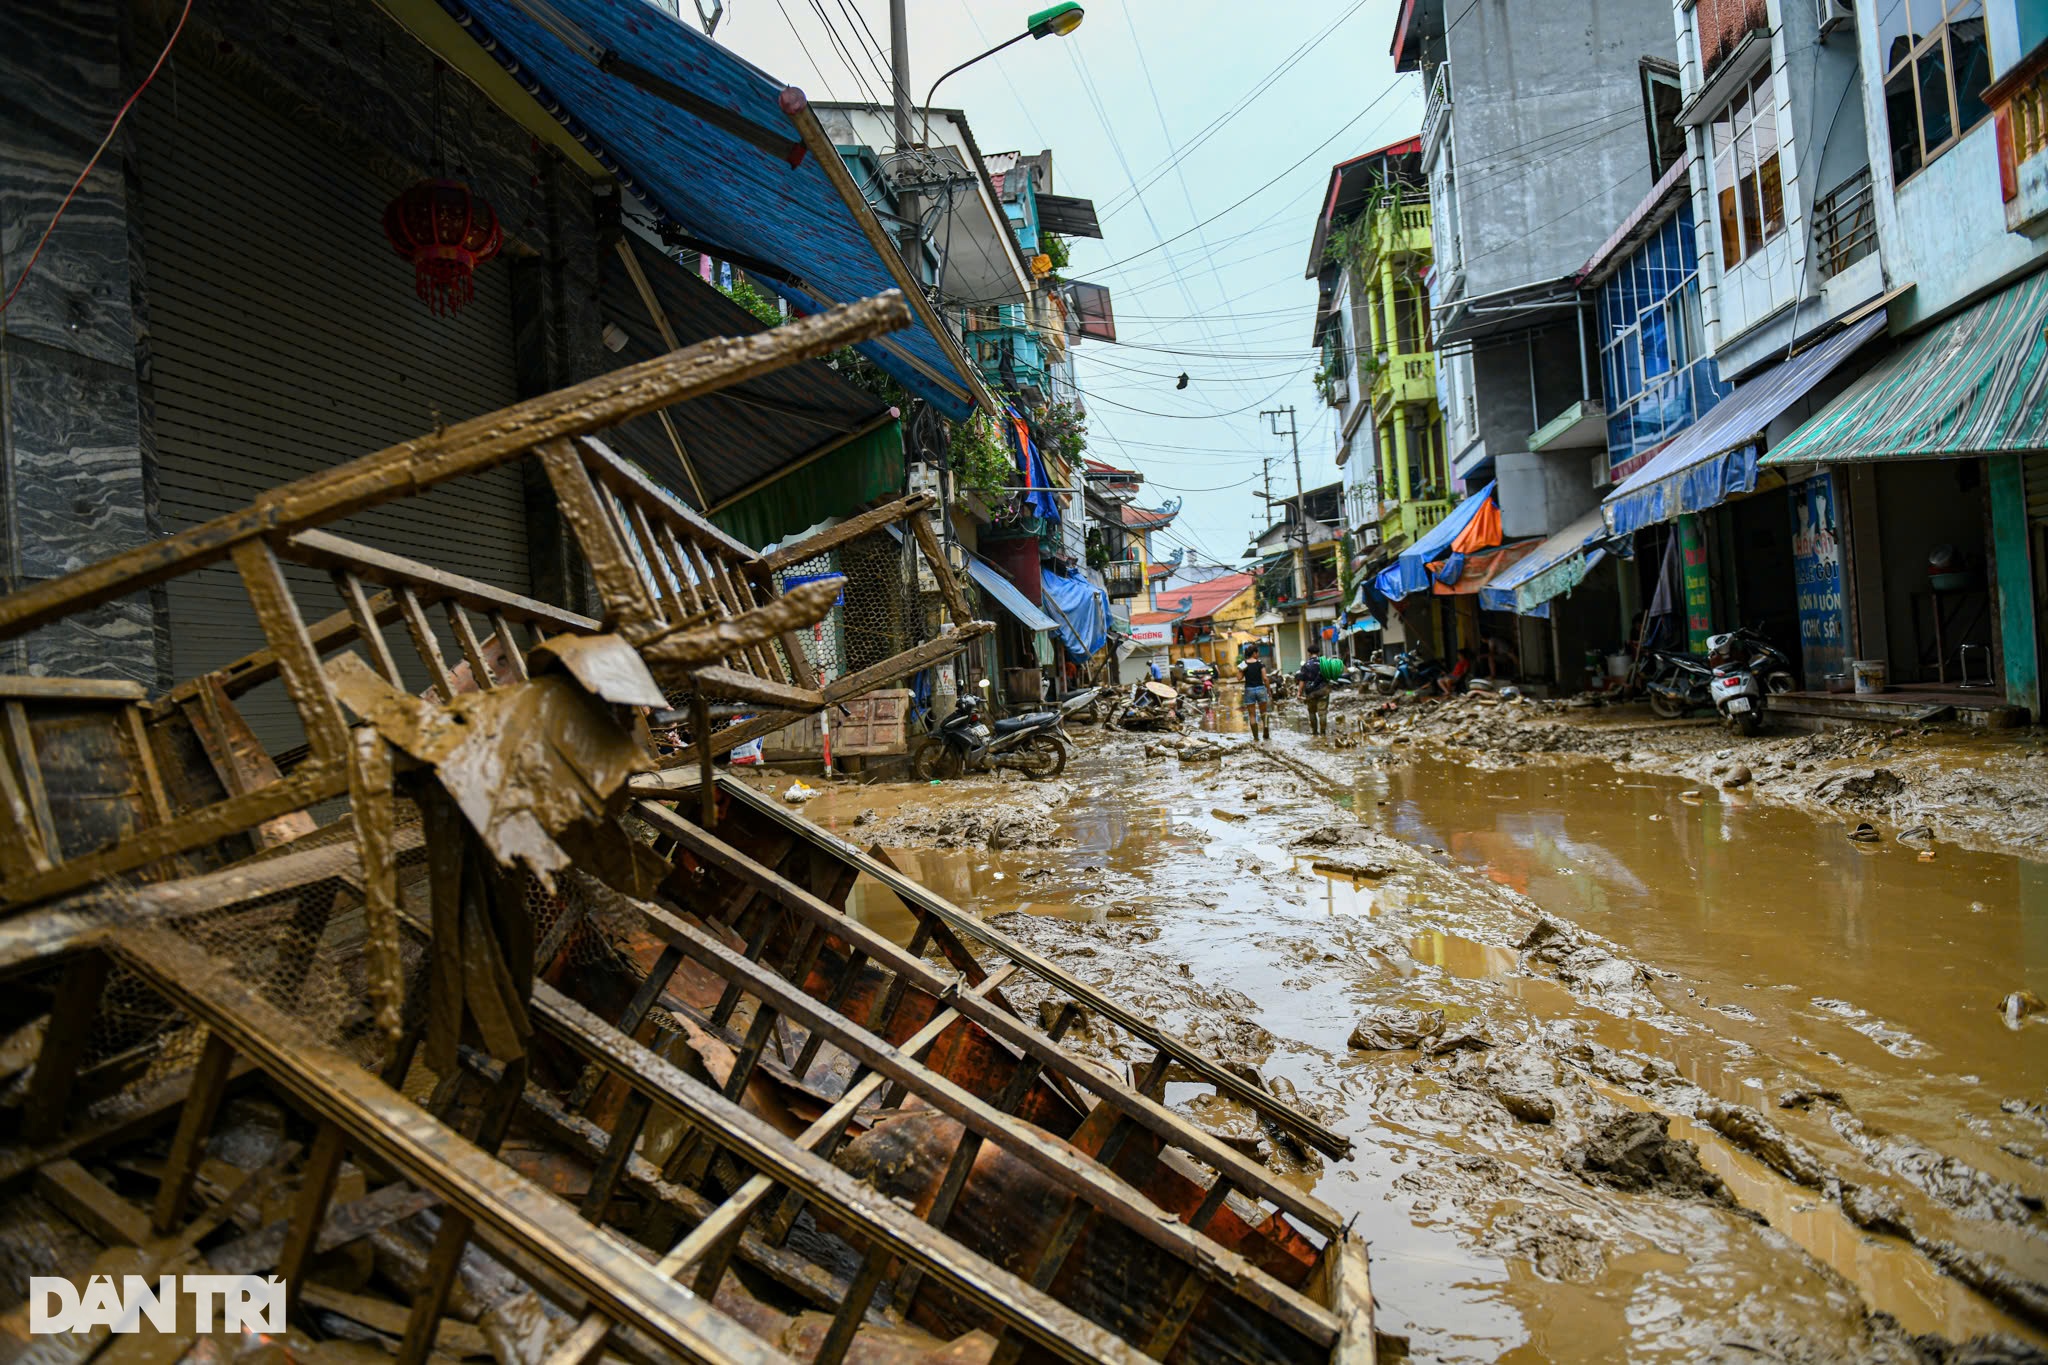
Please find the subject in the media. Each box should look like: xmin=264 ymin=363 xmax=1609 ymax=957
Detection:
xmin=1483 ymin=507 xmax=1608 ymax=613
xmin=1761 ymin=270 xmax=2048 ymax=467
xmin=1604 ymin=312 xmax=1887 ymax=535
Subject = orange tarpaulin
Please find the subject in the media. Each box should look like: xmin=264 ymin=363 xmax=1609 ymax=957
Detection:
xmin=1449 ymin=494 xmax=1502 ymax=554
xmin=1426 ymin=540 xmax=1541 ymax=595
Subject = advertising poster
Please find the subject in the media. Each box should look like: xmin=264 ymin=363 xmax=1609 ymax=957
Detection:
xmin=1791 ymin=473 xmax=1849 ymax=685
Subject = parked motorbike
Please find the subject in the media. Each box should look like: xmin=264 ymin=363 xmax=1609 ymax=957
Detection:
xmin=1113 ymin=680 xmax=1185 ymax=731
xmin=1368 ymin=650 xmax=1442 ymax=696
xmin=910 ymin=695 xmax=1069 ymax=779
xmin=1644 ymin=649 xmax=1716 ymax=719
xmin=1707 ymin=626 xmax=1797 ymax=736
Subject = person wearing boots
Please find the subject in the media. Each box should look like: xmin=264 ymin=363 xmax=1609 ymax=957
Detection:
xmin=1297 ymin=649 xmax=1332 ymax=736
xmin=1240 ymin=648 xmax=1272 ymax=740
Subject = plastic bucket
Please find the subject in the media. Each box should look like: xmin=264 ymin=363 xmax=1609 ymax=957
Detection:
xmin=1606 ymin=653 xmax=1632 ymax=679
xmin=1851 ymin=660 xmax=1889 ymax=694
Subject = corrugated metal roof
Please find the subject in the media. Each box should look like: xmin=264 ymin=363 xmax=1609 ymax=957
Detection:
xmin=1761 ymin=270 xmax=2048 ymax=468
xmin=600 ymin=236 xmax=891 ymax=510
xmin=438 ymin=0 xmax=977 ymax=416
xmin=1605 ymin=313 xmax=1886 ymax=535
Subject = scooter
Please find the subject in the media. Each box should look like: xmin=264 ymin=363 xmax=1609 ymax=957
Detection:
xmin=1368 ymin=650 xmax=1442 ymax=696
xmin=1645 ymin=649 xmax=1716 ymax=719
xmin=909 ymin=694 xmax=1070 ymax=780
xmin=1706 ymin=626 xmax=1797 ymax=736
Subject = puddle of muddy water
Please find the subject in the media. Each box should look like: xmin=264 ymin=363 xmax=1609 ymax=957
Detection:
xmin=760 ymin=726 xmax=2048 ymax=1361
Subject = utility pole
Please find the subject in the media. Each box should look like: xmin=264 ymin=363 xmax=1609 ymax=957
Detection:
xmin=1262 ymin=406 xmax=1311 ymax=663
xmin=889 ymin=0 xmax=920 ymax=260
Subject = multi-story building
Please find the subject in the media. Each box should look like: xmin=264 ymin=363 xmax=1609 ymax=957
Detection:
xmin=1391 ymin=0 xmax=1679 ymax=545
xmin=1247 ymin=482 xmax=1346 ymax=671
xmin=1308 ymin=140 xmax=1452 ymax=568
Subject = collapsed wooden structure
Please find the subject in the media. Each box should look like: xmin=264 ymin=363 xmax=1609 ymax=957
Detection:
xmin=0 ymin=291 xmax=1372 ymax=1364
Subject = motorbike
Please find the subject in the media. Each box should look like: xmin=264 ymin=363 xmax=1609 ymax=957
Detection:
xmin=1706 ymin=626 xmax=1797 ymax=736
xmin=1368 ymin=650 xmax=1442 ymax=696
xmin=1644 ymin=649 xmax=1717 ymax=719
xmin=909 ymin=694 xmax=1069 ymax=780
xmin=1113 ymin=680 xmax=1185 ymax=732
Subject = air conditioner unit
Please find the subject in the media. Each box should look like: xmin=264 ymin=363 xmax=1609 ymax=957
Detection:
xmin=1816 ymin=0 xmax=1852 ymax=39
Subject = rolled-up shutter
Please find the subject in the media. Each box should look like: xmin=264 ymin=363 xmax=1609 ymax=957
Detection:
xmin=138 ymin=63 xmax=528 ymax=748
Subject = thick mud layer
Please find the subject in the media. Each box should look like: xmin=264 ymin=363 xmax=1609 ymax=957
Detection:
xmin=766 ymin=694 xmax=2048 ymax=1363
xmin=1358 ymin=691 xmax=2048 ymax=860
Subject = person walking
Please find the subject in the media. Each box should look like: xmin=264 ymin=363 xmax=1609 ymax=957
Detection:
xmin=1297 ymin=649 xmax=1332 ymax=737
xmin=1240 ymin=648 xmax=1272 ymax=740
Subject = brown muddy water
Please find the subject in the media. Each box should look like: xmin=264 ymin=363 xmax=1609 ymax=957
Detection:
xmin=760 ymin=701 xmax=2048 ymax=1363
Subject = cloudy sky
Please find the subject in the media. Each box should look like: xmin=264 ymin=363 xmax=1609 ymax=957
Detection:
xmin=711 ymin=0 xmax=1420 ymax=571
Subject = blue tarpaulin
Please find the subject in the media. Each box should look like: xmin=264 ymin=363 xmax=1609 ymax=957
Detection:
xmin=1039 ymin=569 xmax=1108 ymax=662
xmin=1374 ymin=483 xmax=1496 ymax=602
xmin=1003 ymin=407 xmax=1062 ymax=522
xmin=439 ymin=0 xmax=978 ymax=418
xmin=965 ymin=557 xmax=1057 ymax=633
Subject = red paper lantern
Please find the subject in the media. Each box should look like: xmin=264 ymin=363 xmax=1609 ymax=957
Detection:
xmin=381 ymin=178 xmax=503 ymax=317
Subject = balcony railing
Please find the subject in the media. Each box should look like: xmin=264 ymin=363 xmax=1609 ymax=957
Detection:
xmin=1422 ymin=62 xmax=1452 ymax=160
xmin=1379 ymin=497 xmax=1453 ymax=550
xmin=1992 ymin=45 xmax=2048 ymax=233
xmin=1102 ymin=559 xmax=1145 ymax=600
xmin=1814 ymin=167 xmax=1877 ymax=280
xmin=1370 ymin=352 xmax=1436 ymax=420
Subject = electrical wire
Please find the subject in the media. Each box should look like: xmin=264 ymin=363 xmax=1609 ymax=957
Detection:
xmin=802 ymin=0 xmax=881 ymax=106
xmin=1 ymin=0 xmax=193 ymax=315
xmin=771 ymin=0 xmax=842 ymax=101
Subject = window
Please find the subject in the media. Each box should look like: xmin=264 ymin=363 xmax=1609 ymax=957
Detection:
xmin=1880 ymin=0 xmax=1992 ymax=182
xmin=1642 ymin=63 xmax=1685 ymax=179
xmin=1710 ymin=71 xmax=1784 ymax=269
xmin=1598 ymin=206 xmax=1733 ymax=475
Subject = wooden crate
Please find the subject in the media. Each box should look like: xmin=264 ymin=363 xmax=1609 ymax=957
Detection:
xmin=762 ymin=688 xmax=911 ymax=759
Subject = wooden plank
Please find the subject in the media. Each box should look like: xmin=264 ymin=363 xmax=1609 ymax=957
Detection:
xmin=647 ymin=794 xmax=1347 ymax=1236
xmin=4 ymin=701 xmax=60 ymax=861
xmin=300 ymin=1284 xmax=493 ymax=1360
xmin=0 ymin=1059 xmax=256 ymax=1190
xmin=21 ymin=951 xmax=109 ymax=1143
xmin=0 ymin=708 xmax=53 ymax=878
xmin=289 ymin=531 xmax=603 ymax=637
xmin=444 ymin=601 xmax=497 ymax=691
xmin=118 ymin=704 xmax=174 ymax=829
xmin=577 ymin=437 xmax=762 ymax=565
xmin=595 ymin=886 xmax=1339 ymax=1349
xmin=35 ymin=1159 xmax=152 ymax=1247
xmin=397 ymin=586 xmax=458 ymax=701
xmin=151 ymin=1031 xmax=238 ymax=1233
xmin=234 ymin=537 xmax=351 ymax=765
xmin=159 ymin=591 xmax=400 ymax=708
xmin=209 ymin=1181 xmax=439 ymax=1276
xmin=610 ymin=240 xmax=711 ymax=510
xmin=0 ymin=677 xmax=145 ymax=702
xmin=538 ymin=440 xmax=661 ymax=629
xmin=684 ymin=667 xmax=823 ymax=711
xmin=909 ymin=511 xmax=973 ymax=629
xmin=334 ymin=570 xmax=405 ymax=685
xmin=107 ymin=927 xmax=792 ymax=1365
xmin=715 ymin=775 xmax=1355 ymax=1167
xmin=0 ymin=293 xmax=914 ymax=645
xmin=1322 ymin=1233 xmax=1377 ymax=1365
xmin=822 ymin=626 xmax=994 ymax=704
xmin=488 ymin=613 xmax=530 ymax=682
xmin=277 ymin=1122 xmax=348 ymax=1311
xmin=757 ymin=493 xmax=938 ymax=573
xmin=525 ymin=982 xmax=1147 ymax=1365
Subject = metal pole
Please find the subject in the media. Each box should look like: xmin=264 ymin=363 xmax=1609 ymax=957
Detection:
xmin=1261 ymin=407 xmax=1312 ymax=664
xmin=889 ymin=0 xmax=920 ymax=258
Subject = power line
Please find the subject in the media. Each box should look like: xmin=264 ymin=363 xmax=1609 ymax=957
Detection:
xmin=771 ymin=0 xmax=841 ymax=101
xmin=802 ymin=0 xmax=881 ymax=107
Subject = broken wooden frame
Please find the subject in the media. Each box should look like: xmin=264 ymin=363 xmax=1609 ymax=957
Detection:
xmin=0 ymin=291 xmax=986 ymax=911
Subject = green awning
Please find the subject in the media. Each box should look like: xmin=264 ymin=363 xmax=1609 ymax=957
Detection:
xmin=1761 ymin=271 xmax=2048 ymax=468
xmin=711 ymin=421 xmax=906 ymax=550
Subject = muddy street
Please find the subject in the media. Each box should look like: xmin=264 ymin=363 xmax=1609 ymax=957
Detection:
xmin=767 ymin=701 xmax=2048 ymax=1363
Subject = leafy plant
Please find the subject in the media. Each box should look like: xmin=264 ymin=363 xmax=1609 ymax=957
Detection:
xmin=1041 ymin=232 xmax=1071 ymax=271
xmin=719 ymin=275 xmax=784 ymax=328
xmin=1031 ymin=400 xmax=1087 ymax=467
xmin=948 ymin=412 xmax=1016 ymax=505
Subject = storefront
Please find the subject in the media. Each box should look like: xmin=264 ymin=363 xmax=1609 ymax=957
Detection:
xmin=1761 ymin=271 xmax=2048 ymax=717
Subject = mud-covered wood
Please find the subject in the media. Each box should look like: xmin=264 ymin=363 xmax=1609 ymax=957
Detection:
xmin=108 ymin=927 xmax=794 ymax=1365
xmin=288 ymin=530 xmax=599 ymax=636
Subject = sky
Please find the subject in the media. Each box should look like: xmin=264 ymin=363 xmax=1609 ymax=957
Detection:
xmin=709 ymin=0 xmax=1420 ymax=572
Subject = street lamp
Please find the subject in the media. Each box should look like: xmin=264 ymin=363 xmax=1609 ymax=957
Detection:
xmin=918 ymin=5 xmax=1084 ymax=146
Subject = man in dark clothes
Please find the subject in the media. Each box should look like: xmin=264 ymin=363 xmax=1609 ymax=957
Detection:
xmin=1297 ymin=649 xmax=1331 ymax=736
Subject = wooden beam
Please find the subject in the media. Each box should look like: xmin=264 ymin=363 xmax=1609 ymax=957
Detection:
xmin=35 ymin=1159 xmax=151 ymax=1247
xmin=714 ymin=775 xmax=1356 ymax=1165
xmin=526 ymin=982 xmax=1148 ymax=1365
xmin=0 ymin=677 xmax=145 ymax=702
xmin=0 ymin=292 xmax=914 ymax=645
xmin=757 ymin=493 xmax=938 ymax=573
xmin=106 ymin=927 xmax=791 ymax=1365
xmin=681 ymin=667 xmax=822 ymax=711
xmin=289 ymin=530 xmax=600 ymax=636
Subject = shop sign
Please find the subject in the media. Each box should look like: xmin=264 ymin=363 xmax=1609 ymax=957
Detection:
xmin=1791 ymin=473 xmax=1849 ymax=684
xmin=1678 ymin=514 xmax=1713 ymax=654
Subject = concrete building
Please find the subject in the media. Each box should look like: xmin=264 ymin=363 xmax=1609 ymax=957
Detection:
xmin=1391 ymin=0 xmax=1680 ymax=542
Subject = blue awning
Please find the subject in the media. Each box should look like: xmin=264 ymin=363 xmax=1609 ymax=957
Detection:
xmin=439 ymin=0 xmax=979 ymax=418
xmin=1484 ymin=507 xmax=1607 ymax=613
xmin=1604 ymin=313 xmax=1886 ymax=535
xmin=1040 ymin=569 xmax=1110 ymax=662
xmin=1374 ymin=482 xmax=1496 ymax=602
xmin=965 ymin=556 xmax=1057 ymax=633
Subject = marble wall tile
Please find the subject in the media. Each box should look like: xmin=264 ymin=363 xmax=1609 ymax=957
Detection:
xmin=3 ymin=339 xmax=147 ymax=582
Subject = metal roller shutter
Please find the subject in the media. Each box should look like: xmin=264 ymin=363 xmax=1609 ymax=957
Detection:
xmin=2026 ymin=451 xmax=2048 ymax=525
xmin=138 ymin=64 xmax=529 ymax=750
